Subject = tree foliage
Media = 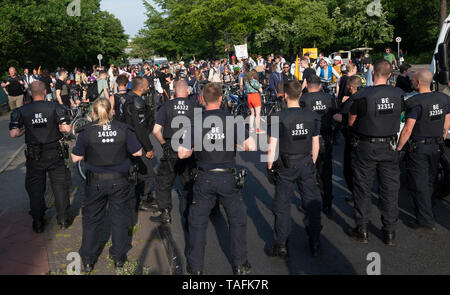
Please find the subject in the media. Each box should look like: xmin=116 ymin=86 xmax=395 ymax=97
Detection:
xmin=333 ymin=0 xmax=394 ymax=49
xmin=0 ymin=0 xmax=128 ymax=72
xmin=137 ymin=0 xmax=446 ymax=61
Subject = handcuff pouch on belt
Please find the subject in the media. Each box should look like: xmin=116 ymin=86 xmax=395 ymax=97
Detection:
xmin=58 ymin=139 xmax=70 ymax=160
xmin=128 ymin=163 xmax=138 ymax=184
xmin=234 ymin=168 xmax=248 ymax=189
xmin=280 ymin=155 xmax=291 ymax=169
xmin=350 ymin=134 xmax=360 ymax=149
xmin=25 ymin=144 xmax=42 ymax=161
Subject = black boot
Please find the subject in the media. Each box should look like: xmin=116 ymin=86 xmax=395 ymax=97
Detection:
xmin=233 ymin=261 xmax=252 ymax=275
xmin=306 ymin=227 xmax=321 ymax=257
xmin=186 ymin=265 xmax=203 ymax=275
xmin=83 ymin=263 xmax=95 ymax=273
xmin=58 ymin=216 xmax=73 ymax=230
xmin=322 ymin=204 xmax=333 ymax=217
xmin=32 ymin=218 xmax=45 ymax=234
xmin=309 ymin=240 xmax=321 ymax=257
xmin=348 ymin=224 xmax=369 ymax=243
xmin=266 ymin=243 xmax=288 ymax=259
xmin=382 ymin=230 xmax=396 ymax=246
xmin=150 ymin=209 xmax=172 ymax=224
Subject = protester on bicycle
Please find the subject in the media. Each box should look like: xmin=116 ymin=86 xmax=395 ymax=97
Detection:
xmin=316 ymin=59 xmax=341 ymax=83
xmin=222 ymin=66 xmax=234 ymax=84
xmin=245 ymin=69 xmax=264 ymax=134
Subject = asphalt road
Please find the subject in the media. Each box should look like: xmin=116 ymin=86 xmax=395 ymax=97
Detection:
xmin=165 ymin=132 xmax=450 ymax=275
xmin=0 ymin=106 xmax=449 ymax=275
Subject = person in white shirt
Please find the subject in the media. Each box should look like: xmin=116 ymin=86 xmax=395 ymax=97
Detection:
xmin=208 ymin=61 xmax=222 ymax=83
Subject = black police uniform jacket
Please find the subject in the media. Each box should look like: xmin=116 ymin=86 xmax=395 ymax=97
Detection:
xmin=406 ymin=92 xmax=450 ymax=138
xmin=300 ymin=91 xmax=336 ymax=135
xmin=81 ymin=120 xmax=130 ymax=167
xmin=10 ymin=100 xmax=69 ymax=145
xmin=123 ymin=91 xmax=154 ymax=152
xmin=351 ymin=85 xmax=404 ymax=137
xmin=275 ymin=107 xmax=321 ymax=156
xmin=162 ymin=97 xmax=196 ymax=140
xmin=194 ymin=109 xmax=236 ymax=165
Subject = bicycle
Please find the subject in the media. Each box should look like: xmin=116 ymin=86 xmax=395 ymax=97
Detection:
xmin=70 ymin=102 xmax=92 ymax=136
xmin=320 ymin=80 xmax=337 ymax=98
xmin=262 ymin=94 xmax=282 ymax=118
xmin=70 ymin=102 xmax=92 ymax=181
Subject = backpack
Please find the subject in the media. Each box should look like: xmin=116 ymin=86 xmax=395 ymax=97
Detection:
xmin=86 ymin=81 xmax=99 ymax=101
xmin=115 ymin=93 xmax=129 ymax=123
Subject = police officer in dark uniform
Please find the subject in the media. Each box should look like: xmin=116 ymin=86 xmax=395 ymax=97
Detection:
xmin=301 ymin=74 xmax=338 ymax=215
xmin=338 ymin=76 xmax=364 ymax=203
xmin=9 ymin=81 xmax=72 ymax=233
xmin=178 ymin=82 xmax=256 ymax=275
xmin=71 ymin=98 xmax=143 ymax=273
xmin=397 ymin=70 xmax=450 ymax=231
xmin=347 ymin=60 xmax=405 ymax=246
xmin=266 ymin=80 xmax=323 ymax=258
xmin=151 ymin=80 xmax=198 ymax=224
xmin=123 ymin=77 xmax=155 ymax=213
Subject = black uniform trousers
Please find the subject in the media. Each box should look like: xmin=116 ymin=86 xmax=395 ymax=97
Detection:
xmin=273 ymin=156 xmax=323 ymax=245
xmin=406 ymin=142 xmax=441 ymax=228
xmin=316 ymin=134 xmax=333 ymax=207
xmin=155 ymin=153 xmax=195 ymax=215
xmin=342 ymin=129 xmax=354 ymax=194
xmin=80 ymin=176 xmax=134 ymax=265
xmin=351 ymin=141 xmax=400 ymax=231
xmin=134 ymin=155 xmax=154 ymax=201
xmin=25 ymin=148 xmax=71 ymax=223
xmin=188 ymin=171 xmax=247 ymax=271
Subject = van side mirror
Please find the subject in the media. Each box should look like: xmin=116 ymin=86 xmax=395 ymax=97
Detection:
xmin=436 ymin=43 xmax=449 ymax=85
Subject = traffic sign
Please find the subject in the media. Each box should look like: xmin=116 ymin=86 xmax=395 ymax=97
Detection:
xmin=97 ymin=54 xmax=103 ymax=67
xmin=396 ymin=37 xmax=402 ymax=43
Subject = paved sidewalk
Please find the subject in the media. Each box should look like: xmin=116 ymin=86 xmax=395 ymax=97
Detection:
xmin=0 ymin=210 xmax=49 ymax=275
xmin=0 ymin=113 xmax=25 ymax=174
xmin=0 ymin=139 xmax=171 ymax=275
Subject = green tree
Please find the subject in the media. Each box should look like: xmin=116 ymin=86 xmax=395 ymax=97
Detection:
xmin=384 ymin=0 xmax=449 ymax=60
xmin=0 ymin=0 xmax=128 ymax=74
xmin=333 ymin=0 xmax=394 ymax=49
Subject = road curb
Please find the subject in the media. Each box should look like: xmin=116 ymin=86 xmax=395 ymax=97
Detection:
xmin=0 ymin=143 xmax=25 ymax=174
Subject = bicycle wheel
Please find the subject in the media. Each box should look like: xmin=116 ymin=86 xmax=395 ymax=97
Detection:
xmin=77 ymin=160 xmax=87 ymax=181
xmin=72 ymin=117 xmax=89 ymax=136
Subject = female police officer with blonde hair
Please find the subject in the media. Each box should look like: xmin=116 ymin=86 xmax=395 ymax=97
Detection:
xmin=71 ymin=98 xmax=143 ymax=273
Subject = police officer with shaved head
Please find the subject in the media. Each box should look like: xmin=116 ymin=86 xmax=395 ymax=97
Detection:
xmin=301 ymin=74 xmax=338 ymax=216
xmin=151 ymin=80 xmax=198 ymax=224
xmin=266 ymin=80 xmax=323 ymax=258
xmin=347 ymin=60 xmax=405 ymax=246
xmin=9 ymin=81 xmax=72 ymax=233
xmin=397 ymin=70 xmax=450 ymax=231
xmin=178 ymin=82 xmax=256 ymax=275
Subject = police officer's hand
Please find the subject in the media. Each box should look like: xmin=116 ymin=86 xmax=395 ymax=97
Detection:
xmin=146 ymin=150 xmax=154 ymax=159
xmin=267 ymin=168 xmax=277 ymax=185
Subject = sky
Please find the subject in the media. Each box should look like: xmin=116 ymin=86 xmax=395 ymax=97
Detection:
xmin=100 ymin=0 xmax=154 ymax=39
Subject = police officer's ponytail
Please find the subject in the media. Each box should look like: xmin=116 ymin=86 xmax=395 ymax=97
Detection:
xmin=93 ymin=98 xmax=112 ymax=126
